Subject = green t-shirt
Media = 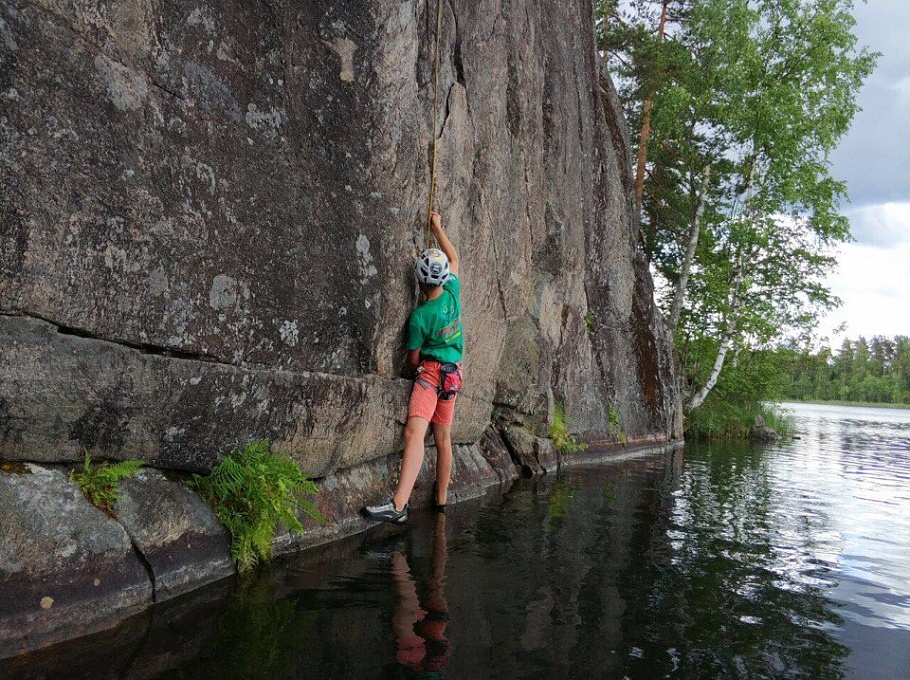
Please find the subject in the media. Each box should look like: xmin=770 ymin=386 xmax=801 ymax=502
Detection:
xmin=406 ymin=275 xmax=463 ymax=362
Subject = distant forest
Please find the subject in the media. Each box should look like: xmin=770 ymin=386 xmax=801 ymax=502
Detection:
xmin=776 ymin=336 xmax=910 ymax=405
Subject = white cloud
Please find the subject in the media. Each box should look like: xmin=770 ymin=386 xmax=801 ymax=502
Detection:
xmin=893 ymin=76 xmax=910 ymax=101
xmin=818 ymin=240 xmax=910 ymax=341
xmin=847 ymin=201 xmax=910 ymax=248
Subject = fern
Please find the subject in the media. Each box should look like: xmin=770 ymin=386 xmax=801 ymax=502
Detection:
xmin=549 ymin=404 xmax=587 ymax=454
xmin=70 ymin=453 xmax=144 ymax=512
xmin=192 ymin=441 xmax=322 ymax=572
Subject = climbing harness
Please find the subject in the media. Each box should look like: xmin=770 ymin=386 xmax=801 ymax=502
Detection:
xmin=426 ymin=0 xmax=443 ymax=248
xmin=416 ymin=360 xmax=463 ymax=400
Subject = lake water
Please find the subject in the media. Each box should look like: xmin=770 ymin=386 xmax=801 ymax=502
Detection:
xmin=3 ymin=402 xmax=909 ymax=679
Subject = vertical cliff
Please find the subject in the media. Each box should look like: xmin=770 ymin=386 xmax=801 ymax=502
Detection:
xmin=0 ymin=0 xmax=680 ymax=475
xmin=1 ymin=0 xmax=682 ymax=654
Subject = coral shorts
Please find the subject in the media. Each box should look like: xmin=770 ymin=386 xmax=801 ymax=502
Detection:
xmin=407 ymin=360 xmax=460 ymax=426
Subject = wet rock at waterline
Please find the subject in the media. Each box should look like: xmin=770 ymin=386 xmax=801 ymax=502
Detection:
xmin=116 ymin=469 xmax=234 ymax=601
xmin=274 ymin=440 xmax=510 ymax=555
xmin=0 ymin=464 xmax=243 ymax=658
xmin=0 ymin=464 xmax=152 ymax=657
xmin=501 ymin=425 xmax=558 ymax=475
xmin=751 ymin=415 xmax=783 ymax=444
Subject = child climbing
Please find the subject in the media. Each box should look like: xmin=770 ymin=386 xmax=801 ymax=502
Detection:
xmin=364 ymin=211 xmax=463 ymax=524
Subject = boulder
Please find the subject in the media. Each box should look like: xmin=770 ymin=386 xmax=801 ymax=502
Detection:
xmin=0 ymin=464 xmax=152 ymax=658
xmin=116 ymin=469 xmax=235 ymax=601
xmin=479 ymin=428 xmax=521 ymax=484
xmin=501 ymin=425 xmax=558 ymax=475
xmin=750 ymin=414 xmax=782 ymax=444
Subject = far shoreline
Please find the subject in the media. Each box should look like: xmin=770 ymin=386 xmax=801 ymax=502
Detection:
xmin=778 ymin=399 xmax=910 ymax=411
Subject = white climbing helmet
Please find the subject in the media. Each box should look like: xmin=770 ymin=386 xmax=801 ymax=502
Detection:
xmin=415 ymin=248 xmax=450 ymax=286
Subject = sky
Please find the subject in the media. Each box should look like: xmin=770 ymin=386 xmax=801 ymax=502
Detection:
xmin=818 ymin=0 xmax=910 ymax=344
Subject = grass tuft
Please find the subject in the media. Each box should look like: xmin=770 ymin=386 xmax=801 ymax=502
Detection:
xmin=550 ymin=404 xmax=587 ymax=454
xmin=759 ymin=404 xmax=795 ymax=438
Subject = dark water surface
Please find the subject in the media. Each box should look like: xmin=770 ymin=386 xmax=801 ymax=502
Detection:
xmin=4 ymin=403 xmax=909 ymax=679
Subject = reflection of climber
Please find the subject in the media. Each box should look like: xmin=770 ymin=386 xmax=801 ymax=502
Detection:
xmin=364 ymin=211 xmax=462 ymax=524
xmin=392 ymin=513 xmax=451 ymax=677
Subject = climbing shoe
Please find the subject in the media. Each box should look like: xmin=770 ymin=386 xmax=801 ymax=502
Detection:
xmin=363 ymin=498 xmax=409 ymax=525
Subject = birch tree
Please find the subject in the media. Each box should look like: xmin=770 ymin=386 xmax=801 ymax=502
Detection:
xmin=600 ymin=0 xmax=876 ymax=416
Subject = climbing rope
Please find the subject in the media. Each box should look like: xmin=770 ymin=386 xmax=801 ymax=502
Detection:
xmin=426 ymin=0 xmax=443 ymax=248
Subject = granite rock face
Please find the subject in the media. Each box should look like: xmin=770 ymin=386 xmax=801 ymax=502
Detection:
xmin=0 ymin=0 xmax=680 ymax=473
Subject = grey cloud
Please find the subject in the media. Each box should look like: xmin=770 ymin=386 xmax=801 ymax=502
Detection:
xmin=829 ymin=0 xmax=909 ymax=209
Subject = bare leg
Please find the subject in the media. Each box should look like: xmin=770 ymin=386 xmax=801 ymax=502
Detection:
xmin=393 ymin=417 xmax=430 ymax=511
xmin=432 ymin=423 xmax=452 ymax=505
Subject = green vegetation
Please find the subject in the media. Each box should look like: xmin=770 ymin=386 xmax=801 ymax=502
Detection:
xmin=598 ymin=0 xmax=876 ymax=438
xmin=681 ymin=346 xmax=788 ymax=440
xmin=759 ymin=405 xmax=795 ymax=438
xmin=549 ymin=404 xmax=586 ymax=453
xmin=192 ymin=441 xmax=322 ymax=572
xmin=776 ymin=335 xmax=910 ymax=405
xmin=686 ymin=400 xmax=794 ymax=442
xmin=70 ymin=454 xmax=143 ymax=512
xmin=584 ymin=311 xmax=596 ymax=338
xmin=608 ymin=406 xmax=628 ymax=444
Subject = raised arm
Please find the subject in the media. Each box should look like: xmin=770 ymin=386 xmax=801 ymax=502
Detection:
xmin=430 ymin=212 xmax=459 ymax=276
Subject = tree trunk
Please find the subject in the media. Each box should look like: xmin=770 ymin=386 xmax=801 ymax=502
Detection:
xmin=633 ymin=1 xmax=669 ymax=215
xmin=686 ymin=158 xmax=757 ymax=410
xmin=668 ymin=164 xmax=711 ymax=334
xmin=687 ymin=252 xmax=743 ymax=411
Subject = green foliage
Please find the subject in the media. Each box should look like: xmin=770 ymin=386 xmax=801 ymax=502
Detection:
xmin=70 ymin=454 xmax=143 ymax=512
xmin=599 ymin=0 xmax=877 ymax=413
xmin=759 ymin=405 xmax=795 ymax=439
xmin=192 ymin=441 xmax=322 ymax=572
xmin=584 ymin=311 xmax=596 ymax=338
xmin=683 ymin=343 xmax=787 ymax=440
xmin=549 ymin=405 xmax=587 ymax=454
xmin=685 ymin=396 xmax=754 ymax=441
xmin=775 ymin=335 xmax=910 ymax=405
